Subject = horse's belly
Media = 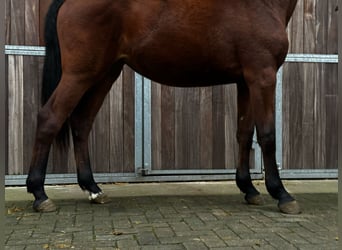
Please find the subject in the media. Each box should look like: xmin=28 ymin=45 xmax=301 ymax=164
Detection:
xmin=134 ymin=67 xmax=242 ymax=86
xmin=125 ymin=52 xmax=243 ymax=86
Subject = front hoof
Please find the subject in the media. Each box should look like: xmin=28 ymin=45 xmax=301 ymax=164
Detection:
xmin=245 ymin=194 xmax=264 ymax=205
xmin=89 ymin=192 xmax=111 ymax=204
xmin=33 ymin=199 xmax=57 ymax=213
xmin=278 ymin=200 xmax=301 ymax=214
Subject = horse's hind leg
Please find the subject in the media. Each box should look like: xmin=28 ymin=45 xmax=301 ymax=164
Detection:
xmin=70 ymin=66 xmax=123 ymax=204
xmin=27 ymin=74 xmax=95 ymax=212
xmin=244 ymin=66 xmax=301 ymax=214
xmin=236 ymin=81 xmax=264 ymax=205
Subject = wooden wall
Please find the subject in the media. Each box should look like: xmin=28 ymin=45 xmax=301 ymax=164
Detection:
xmin=5 ymin=0 xmax=338 ymax=176
xmin=283 ymin=0 xmax=338 ymax=170
xmin=151 ymin=84 xmax=239 ymax=171
xmin=5 ymin=0 xmax=135 ymax=175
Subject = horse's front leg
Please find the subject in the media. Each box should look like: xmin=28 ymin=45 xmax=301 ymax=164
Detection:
xmin=245 ymin=66 xmax=301 ymax=214
xmin=236 ymin=81 xmax=264 ymax=205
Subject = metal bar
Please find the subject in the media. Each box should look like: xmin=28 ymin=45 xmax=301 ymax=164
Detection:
xmin=143 ymin=77 xmax=152 ymax=173
xmin=276 ymin=67 xmax=283 ymax=170
xmin=279 ymin=169 xmax=338 ymax=179
xmin=1 ymin=17 xmax=6 ymax=208
xmin=5 ymin=46 xmax=339 ymax=63
xmin=285 ymin=54 xmax=338 ymax=63
xmin=6 ymin=169 xmax=337 ymax=186
xmin=134 ymin=74 xmax=144 ymax=174
xmin=145 ymin=168 xmax=261 ymax=175
xmin=5 ymin=45 xmax=45 ymax=56
xmin=5 ymin=173 xmax=263 ymax=186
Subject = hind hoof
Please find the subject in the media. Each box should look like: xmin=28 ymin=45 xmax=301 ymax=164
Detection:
xmin=90 ymin=192 xmax=110 ymax=204
xmin=33 ymin=199 xmax=57 ymax=213
xmin=245 ymin=194 xmax=264 ymax=205
xmin=278 ymin=200 xmax=301 ymax=214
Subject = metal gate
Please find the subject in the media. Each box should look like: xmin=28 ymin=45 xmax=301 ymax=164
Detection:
xmin=135 ymin=54 xmax=338 ymax=180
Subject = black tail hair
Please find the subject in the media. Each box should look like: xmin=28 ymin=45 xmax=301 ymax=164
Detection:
xmin=42 ymin=0 xmax=70 ymax=151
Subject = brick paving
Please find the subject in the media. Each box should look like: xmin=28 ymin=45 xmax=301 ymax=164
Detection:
xmin=5 ymin=180 xmax=338 ymax=249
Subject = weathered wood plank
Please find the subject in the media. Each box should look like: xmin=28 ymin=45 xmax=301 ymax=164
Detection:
xmin=109 ymin=72 xmax=124 ymax=172
xmin=25 ymin=0 xmax=39 ymax=45
xmin=301 ymin=0 xmax=317 ymax=168
xmin=287 ymin=0 xmax=304 ymax=53
xmin=313 ymin=63 xmax=326 ymax=169
xmin=301 ymin=63 xmax=315 ymax=168
xmin=325 ymin=95 xmax=338 ymax=169
xmin=90 ymin=89 xmax=111 ymax=173
xmin=199 ymin=87 xmax=213 ymax=169
xmin=8 ymin=55 xmax=24 ymax=174
xmin=160 ymin=85 xmax=176 ymax=169
xmin=283 ymin=63 xmax=304 ymax=169
xmin=224 ymin=85 xmax=238 ymax=169
xmin=5 ymin=0 xmax=10 ymax=44
xmin=122 ymin=66 xmax=135 ymax=173
xmin=39 ymin=0 xmax=53 ymax=45
xmin=9 ymin=0 xmax=25 ymax=44
xmin=174 ymin=88 xmax=189 ymax=169
xmin=326 ymin=0 xmax=338 ymax=53
xmin=188 ymin=88 xmax=201 ymax=169
xmin=324 ymin=63 xmax=338 ymax=169
xmin=212 ymin=86 xmax=226 ymax=169
xmin=151 ymin=82 xmax=162 ymax=170
xmin=22 ymin=56 xmax=39 ymax=173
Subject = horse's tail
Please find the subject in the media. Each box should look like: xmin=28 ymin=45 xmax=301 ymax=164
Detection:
xmin=42 ymin=0 xmax=70 ymax=150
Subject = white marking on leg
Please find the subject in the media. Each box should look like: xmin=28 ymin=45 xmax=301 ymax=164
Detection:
xmin=88 ymin=192 xmax=103 ymax=201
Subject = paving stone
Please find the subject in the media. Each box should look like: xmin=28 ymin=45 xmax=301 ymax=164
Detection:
xmin=200 ymin=235 xmax=227 ymax=248
xmin=183 ymin=239 xmax=209 ymax=250
xmin=136 ymin=231 xmax=160 ymax=245
xmin=5 ymin=181 xmax=338 ymax=249
xmin=117 ymin=239 xmax=140 ymax=249
xmin=154 ymin=227 xmax=175 ymax=238
xmin=141 ymin=244 xmax=185 ymax=250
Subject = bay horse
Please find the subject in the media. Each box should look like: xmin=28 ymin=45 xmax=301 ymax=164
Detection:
xmin=27 ymin=0 xmax=300 ymax=214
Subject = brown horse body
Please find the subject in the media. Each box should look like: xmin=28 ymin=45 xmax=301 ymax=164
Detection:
xmin=27 ymin=0 xmax=300 ymax=214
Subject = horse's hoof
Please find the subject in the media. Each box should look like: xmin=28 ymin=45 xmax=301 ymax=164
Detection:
xmin=278 ymin=200 xmax=301 ymax=214
xmin=90 ymin=193 xmax=110 ymax=204
xmin=33 ymin=199 xmax=57 ymax=213
xmin=245 ymin=194 xmax=264 ymax=205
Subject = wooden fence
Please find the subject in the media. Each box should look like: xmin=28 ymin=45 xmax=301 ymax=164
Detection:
xmin=5 ymin=0 xmax=338 ymax=180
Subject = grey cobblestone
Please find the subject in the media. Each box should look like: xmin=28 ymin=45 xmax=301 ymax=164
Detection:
xmin=5 ymin=180 xmax=338 ymax=249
